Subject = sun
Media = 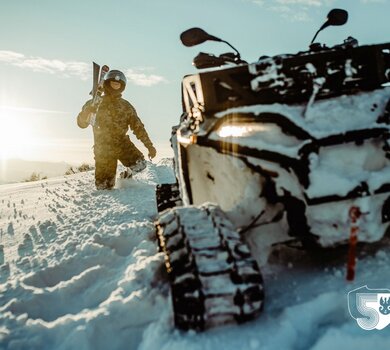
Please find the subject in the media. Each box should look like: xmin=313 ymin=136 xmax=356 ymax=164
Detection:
xmin=0 ymin=107 xmax=36 ymax=160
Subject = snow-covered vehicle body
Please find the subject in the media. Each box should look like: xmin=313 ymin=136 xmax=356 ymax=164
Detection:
xmin=155 ymin=9 xmax=390 ymax=331
xmin=176 ymin=42 xmax=390 ymax=248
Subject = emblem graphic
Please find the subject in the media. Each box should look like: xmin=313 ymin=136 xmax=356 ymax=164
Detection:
xmin=348 ymin=285 xmax=390 ymax=330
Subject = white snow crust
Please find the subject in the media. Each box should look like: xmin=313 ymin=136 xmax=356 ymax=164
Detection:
xmin=215 ymin=88 xmax=390 ymax=139
xmin=1 ymin=160 xmax=390 ymax=349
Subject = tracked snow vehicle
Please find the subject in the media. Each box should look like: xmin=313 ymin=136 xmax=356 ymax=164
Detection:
xmin=155 ymin=9 xmax=390 ymax=331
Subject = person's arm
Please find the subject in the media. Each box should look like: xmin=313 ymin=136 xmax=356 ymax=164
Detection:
xmin=77 ymin=100 xmax=94 ymax=129
xmin=127 ymin=103 xmax=157 ymax=159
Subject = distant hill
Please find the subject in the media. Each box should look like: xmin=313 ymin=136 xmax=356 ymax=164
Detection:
xmin=0 ymin=158 xmax=71 ymax=184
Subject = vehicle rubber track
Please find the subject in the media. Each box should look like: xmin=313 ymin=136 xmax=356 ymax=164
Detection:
xmin=155 ymin=203 xmax=264 ymax=331
xmin=156 ymin=183 xmax=183 ymax=212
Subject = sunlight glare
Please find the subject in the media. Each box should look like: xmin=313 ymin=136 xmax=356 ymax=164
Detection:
xmin=0 ymin=107 xmax=37 ymax=160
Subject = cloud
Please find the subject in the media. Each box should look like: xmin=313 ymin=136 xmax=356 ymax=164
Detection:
xmin=0 ymin=105 xmax=67 ymax=114
xmin=275 ymin=0 xmax=322 ymax=5
xmin=250 ymin=0 xmax=335 ymax=21
xmin=251 ymin=0 xmax=388 ymax=20
xmin=0 ymin=50 xmax=25 ymax=63
xmin=124 ymin=68 xmax=168 ymax=87
xmin=0 ymin=51 xmax=90 ymax=80
xmin=361 ymin=0 xmax=387 ymax=3
xmin=0 ymin=50 xmax=167 ymax=86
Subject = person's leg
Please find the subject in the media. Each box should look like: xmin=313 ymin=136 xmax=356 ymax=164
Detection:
xmin=119 ymin=139 xmax=144 ymax=168
xmin=94 ymin=154 xmax=117 ymax=189
xmin=118 ymin=140 xmax=145 ymax=179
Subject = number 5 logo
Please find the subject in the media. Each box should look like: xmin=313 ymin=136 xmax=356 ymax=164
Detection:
xmin=348 ymin=285 xmax=390 ymax=330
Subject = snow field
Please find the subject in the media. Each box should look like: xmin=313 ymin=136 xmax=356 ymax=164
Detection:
xmin=0 ymin=159 xmax=389 ymax=349
xmin=0 ymin=161 xmax=173 ymax=349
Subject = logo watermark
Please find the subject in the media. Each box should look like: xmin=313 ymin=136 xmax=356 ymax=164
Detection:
xmin=348 ymin=285 xmax=390 ymax=330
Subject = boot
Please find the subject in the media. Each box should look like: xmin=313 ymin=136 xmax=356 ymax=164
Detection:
xmin=130 ymin=159 xmax=147 ymax=173
xmin=119 ymin=168 xmax=133 ymax=179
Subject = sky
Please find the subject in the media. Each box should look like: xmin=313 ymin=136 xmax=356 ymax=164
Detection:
xmin=0 ymin=0 xmax=390 ymax=165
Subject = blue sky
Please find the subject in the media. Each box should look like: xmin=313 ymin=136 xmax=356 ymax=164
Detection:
xmin=0 ymin=0 xmax=389 ymax=163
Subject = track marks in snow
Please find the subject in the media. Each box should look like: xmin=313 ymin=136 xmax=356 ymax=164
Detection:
xmin=6 ymin=241 xmax=124 ymax=322
xmin=6 ymin=265 xmax=113 ymax=322
xmin=93 ymin=222 xmax=154 ymax=257
xmin=22 ymin=247 xmax=109 ymax=289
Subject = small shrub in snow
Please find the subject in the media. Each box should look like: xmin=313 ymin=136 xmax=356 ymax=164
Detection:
xmin=24 ymin=172 xmax=47 ymax=182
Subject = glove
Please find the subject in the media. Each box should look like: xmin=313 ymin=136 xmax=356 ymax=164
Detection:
xmin=85 ymin=104 xmax=97 ymax=114
xmin=84 ymin=105 xmax=98 ymax=125
xmin=147 ymin=144 xmax=157 ymax=159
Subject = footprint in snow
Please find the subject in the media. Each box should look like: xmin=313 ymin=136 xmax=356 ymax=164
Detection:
xmin=0 ymin=263 xmax=10 ymax=283
xmin=7 ymin=222 xmax=14 ymax=236
xmin=38 ymin=220 xmax=57 ymax=242
xmin=17 ymin=234 xmax=34 ymax=258
xmin=56 ymin=214 xmax=64 ymax=224
xmin=29 ymin=225 xmax=45 ymax=246
xmin=0 ymin=244 xmax=4 ymax=265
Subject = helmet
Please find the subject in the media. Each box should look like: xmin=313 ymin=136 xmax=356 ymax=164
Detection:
xmin=104 ymin=70 xmax=127 ymax=85
xmin=103 ymin=70 xmax=127 ymax=94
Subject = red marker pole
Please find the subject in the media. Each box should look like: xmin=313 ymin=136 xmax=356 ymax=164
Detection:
xmin=346 ymin=206 xmax=361 ymax=281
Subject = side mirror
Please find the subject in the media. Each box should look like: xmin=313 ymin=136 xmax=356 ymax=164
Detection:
xmin=311 ymin=9 xmax=349 ymax=44
xmin=180 ymin=27 xmax=242 ymax=60
xmin=180 ymin=28 xmax=222 ymax=47
xmin=327 ymin=8 xmax=349 ymax=27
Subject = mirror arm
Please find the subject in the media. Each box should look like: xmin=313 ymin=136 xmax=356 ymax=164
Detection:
xmin=221 ymin=40 xmax=242 ymax=59
xmin=207 ymin=34 xmax=223 ymax=43
xmin=310 ymin=29 xmax=321 ymax=44
xmin=310 ymin=21 xmax=329 ymax=44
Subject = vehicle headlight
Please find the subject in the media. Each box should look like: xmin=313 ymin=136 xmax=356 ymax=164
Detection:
xmin=216 ymin=123 xmax=266 ymax=138
xmin=214 ymin=121 xmax=302 ymax=148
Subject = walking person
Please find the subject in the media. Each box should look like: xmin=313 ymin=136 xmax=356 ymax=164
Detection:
xmin=77 ymin=69 xmax=156 ymax=189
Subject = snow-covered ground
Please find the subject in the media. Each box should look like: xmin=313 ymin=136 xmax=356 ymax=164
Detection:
xmin=0 ymin=160 xmax=389 ymax=350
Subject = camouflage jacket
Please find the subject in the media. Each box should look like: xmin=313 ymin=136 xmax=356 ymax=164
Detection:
xmin=77 ymin=94 xmax=153 ymax=153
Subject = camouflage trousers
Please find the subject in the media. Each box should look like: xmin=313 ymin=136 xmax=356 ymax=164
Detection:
xmin=94 ymin=139 xmax=144 ymax=190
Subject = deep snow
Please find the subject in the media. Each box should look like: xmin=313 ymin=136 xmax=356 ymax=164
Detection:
xmin=0 ymin=160 xmax=389 ymax=350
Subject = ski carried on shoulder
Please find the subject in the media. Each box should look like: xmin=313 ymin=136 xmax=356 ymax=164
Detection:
xmin=88 ymin=62 xmax=109 ymax=126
